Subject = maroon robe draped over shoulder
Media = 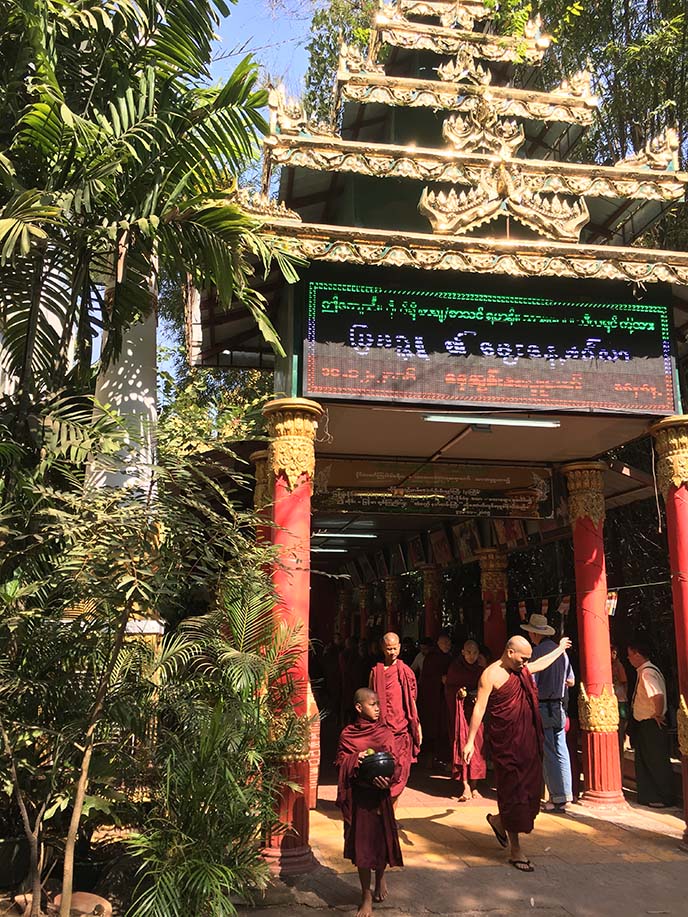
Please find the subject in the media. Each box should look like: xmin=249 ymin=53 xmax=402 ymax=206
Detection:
xmin=370 ymin=661 xmax=420 ymax=797
xmin=445 ymin=657 xmax=486 ymax=783
xmin=336 ymin=717 xmax=403 ymax=870
xmin=417 ymin=649 xmax=451 ymax=745
xmin=488 ymin=665 xmax=544 ymax=834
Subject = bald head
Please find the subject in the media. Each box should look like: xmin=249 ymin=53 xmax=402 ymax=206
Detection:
xmin=353 ymin=687 xmax=377 ymax=706
xmin=504 ymin=634 xmax=532 ymax=672
xmin=462 ymin=639 xmax=480 ymax=664
xmin=354 ymin=687 xmax=380 ymax=722
xmin=506 ymin=635 xmax=531 ymax=653
xmin=381 ymin=632 xmax=400 ymax=665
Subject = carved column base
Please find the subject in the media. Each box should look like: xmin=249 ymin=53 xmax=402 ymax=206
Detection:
xmin=307 ymin=682 xmax=320 ymax=810
xmin=263 ymin=758 xmax=317 ymax=876
xmin=580 ymin=730 xmax=627 ymax=809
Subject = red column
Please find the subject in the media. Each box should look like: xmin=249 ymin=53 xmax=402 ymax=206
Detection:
xmin=384 ymin=576 xmax=401 ymax=632
xmin=421 ymin=563 xmax=443 ymax=639
xmin=262 ymin=398 xmax=322 ymax=875
xmin=563 ymin=462 xmax=625 ymax=808
xmin=651 ymin=418 xmax=688 ymax=845
xmin=476 ymin=548 xmax=507 ymax=659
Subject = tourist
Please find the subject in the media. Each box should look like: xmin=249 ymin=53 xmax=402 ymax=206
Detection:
xmin=336 ymin=688 xmax=403 ymax=917
xmin=611 ymin=643 xmax=629 ymax=756
xmin=522 ymin=613 xmax=575 ymax=811
xmin=627 ymin=638 xmax=675 ymax=808
xmin=444 ymin=638 xmax=485 ymax=801
xmin=369 ymin=632 xmax=421 ymax=804
xmin=417 ymin=633 xmax=452 ymax=766
xmin=463 ymin=634 xmax=572 ymax=872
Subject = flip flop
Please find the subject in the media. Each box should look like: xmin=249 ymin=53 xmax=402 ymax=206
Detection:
xmin=457 ymin=793 xmax=470 ymax=803
xmin=509 ymin=858 xmax=534 ymax=872
xmin=486 ymin=813 xmax=508 ymax=848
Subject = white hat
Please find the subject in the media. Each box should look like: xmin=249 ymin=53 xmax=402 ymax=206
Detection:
xmin=520 ymin=613 xmax=555 ymax=636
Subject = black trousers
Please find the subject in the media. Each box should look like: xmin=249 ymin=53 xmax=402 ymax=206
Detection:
xmin=633 ymin=718 xmax=675 ymax=806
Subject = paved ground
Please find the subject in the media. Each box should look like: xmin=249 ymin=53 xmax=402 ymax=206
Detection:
xmin=239 ymin=765 xmax=688 ymax=917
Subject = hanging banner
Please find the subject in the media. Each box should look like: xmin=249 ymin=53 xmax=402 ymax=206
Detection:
xmin=518 ymin=600 xmax=528 ymax=621
xmin=314 ymin=458 xmax=553 ymax=519
xmin=558 ymin=595 xmax=571 ymax=616
xmin=606 ymin=591 xmax=619 ymax=616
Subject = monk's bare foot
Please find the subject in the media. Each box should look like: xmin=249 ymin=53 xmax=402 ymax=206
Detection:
xmin=471 ymin=788 xmax=483 ymax=799
xmin=357 ymin=890 xmax=373 ymax=917
xmin=457 ymin=793 xmax=470 ymax=802
xmin=373 ymin=875 xmax=388 ymax=902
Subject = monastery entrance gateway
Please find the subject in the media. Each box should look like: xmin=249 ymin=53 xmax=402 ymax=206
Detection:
xmin=190 ymin=0 xmax=688 ymax=875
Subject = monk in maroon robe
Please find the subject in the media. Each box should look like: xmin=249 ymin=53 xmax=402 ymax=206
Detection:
xmin=444 ymin=639 xmax=485 ymax=800
xmin=463 ymin=634 xmax=571 ymax=872
xmin=369 ymin=632 xmax=421 ymax=803
xmin=336 ymin=688 xmax=403 ymax=917
xmin=417 ymin=634 xmax=452 ymax=765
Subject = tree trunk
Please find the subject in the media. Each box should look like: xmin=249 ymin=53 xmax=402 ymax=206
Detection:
xmin=59 ymin=610 xmax=129 ymax=917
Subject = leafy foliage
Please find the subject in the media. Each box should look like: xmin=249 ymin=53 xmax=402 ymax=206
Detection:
xmin=303 ymin=0 xmax=376 ymax=122
xmin=0 ymin=0 xmax=290 ymax=440
xmin=126 ymin=580 xmax=306 ymax=917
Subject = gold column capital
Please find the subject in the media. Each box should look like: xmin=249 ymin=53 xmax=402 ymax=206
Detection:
xmin=578 ymin=683 xmax=619 ymax=732
xmin=420 ymin=563 xmax=443 ymax=603
xmin=649 ymin=415 xmax=688 ymax=498
xmin=263 ymin=398 xmax=323 ymax=491
xmin=250 ymin=449 xmax=270 ymax=510
xmin=384 ymin=575 xmax=401 ymax=607
xmin=475 ymin=547 xmax=508 ymax=594
xmin=562 ymin=460 xmax=606 ymax=527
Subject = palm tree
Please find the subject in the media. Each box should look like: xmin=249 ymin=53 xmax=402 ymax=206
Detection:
xmin=0 ymin=0 xmax=292 ymax=439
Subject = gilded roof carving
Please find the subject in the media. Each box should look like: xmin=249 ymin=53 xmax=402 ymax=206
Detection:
xmin=259 ymin=0 xmax=688 ymax=276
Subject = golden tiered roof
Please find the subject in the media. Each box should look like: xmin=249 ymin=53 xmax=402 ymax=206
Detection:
xmin=250 ymin=0 xmax=688 ymax=284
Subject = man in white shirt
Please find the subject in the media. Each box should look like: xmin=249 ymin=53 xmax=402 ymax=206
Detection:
xmin=627 ymin=639 xmax=675 ymax=808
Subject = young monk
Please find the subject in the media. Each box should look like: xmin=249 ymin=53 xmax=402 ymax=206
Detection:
xmin=336 ymin=688 xmax=403 ymax=917
xmin=444 ymin=639 xmax=485 ymax=801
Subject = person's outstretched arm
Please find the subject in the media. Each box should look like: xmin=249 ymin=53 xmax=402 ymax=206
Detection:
xmin=528 ymin=637 xmax=572 ymax=673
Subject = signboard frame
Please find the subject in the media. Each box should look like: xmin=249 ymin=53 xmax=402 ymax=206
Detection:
xmin=300 ymin=265 xmax=679 ymax=416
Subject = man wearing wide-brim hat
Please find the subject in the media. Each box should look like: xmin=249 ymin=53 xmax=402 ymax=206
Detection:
xmin=522 ymin=614 xmax=575 ymax=811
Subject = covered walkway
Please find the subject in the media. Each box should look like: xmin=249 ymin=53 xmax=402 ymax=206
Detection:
xmin=241 ymin=766 xmax=687 ymax=917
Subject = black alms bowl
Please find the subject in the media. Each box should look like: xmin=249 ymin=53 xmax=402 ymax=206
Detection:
xmin=356 ymin=750 xmax=395 ymax=784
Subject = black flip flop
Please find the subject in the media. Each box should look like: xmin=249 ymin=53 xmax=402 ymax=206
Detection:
xmin=509 ymin=858 xmax=534 ymax=872
xmin=486 ymin=813 xmax=508 ymax=848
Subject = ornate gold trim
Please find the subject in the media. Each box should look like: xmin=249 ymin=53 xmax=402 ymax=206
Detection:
xmin=421 ymin=563 xmax=443 ymax=603
xmin=475 ymin=548 xmax=508 ymax=595
xmin=397 ymin=0 xmax=492 ymax=30
xmin=263 ymin=398 xmax=323 ymax=492
xmin=339 ymin=73 xmax=598 ymax=125
xmin=258 ymin=219 xmax=688 ymax=284
xmin=384 ymin=575 xmax=401 ymax=608
xmin=616 ymin=126 xmax=680 ymax=172
xmin=375 ymin=6 xmax=550 ymax=63
xmin=562 ymin=462 xmax=606 ymax=527
xmin=649 ymin=416 xmax=688 ymax=497
xmin=250 ymin=449 xmax=270 ymax=511
xmin=578 ymin=684 xmax=619 ymax=732
xmin=678 ymin=694 xmax=688 ymax=758
xmin=419 ymin=163 xmax=590 ymax=242
xmin=268 ymin=134 xmax=687 ymax=201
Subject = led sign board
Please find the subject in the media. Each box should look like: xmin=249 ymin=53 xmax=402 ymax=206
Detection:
xmin=302 ymin=271 xmax=677 ymax=414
